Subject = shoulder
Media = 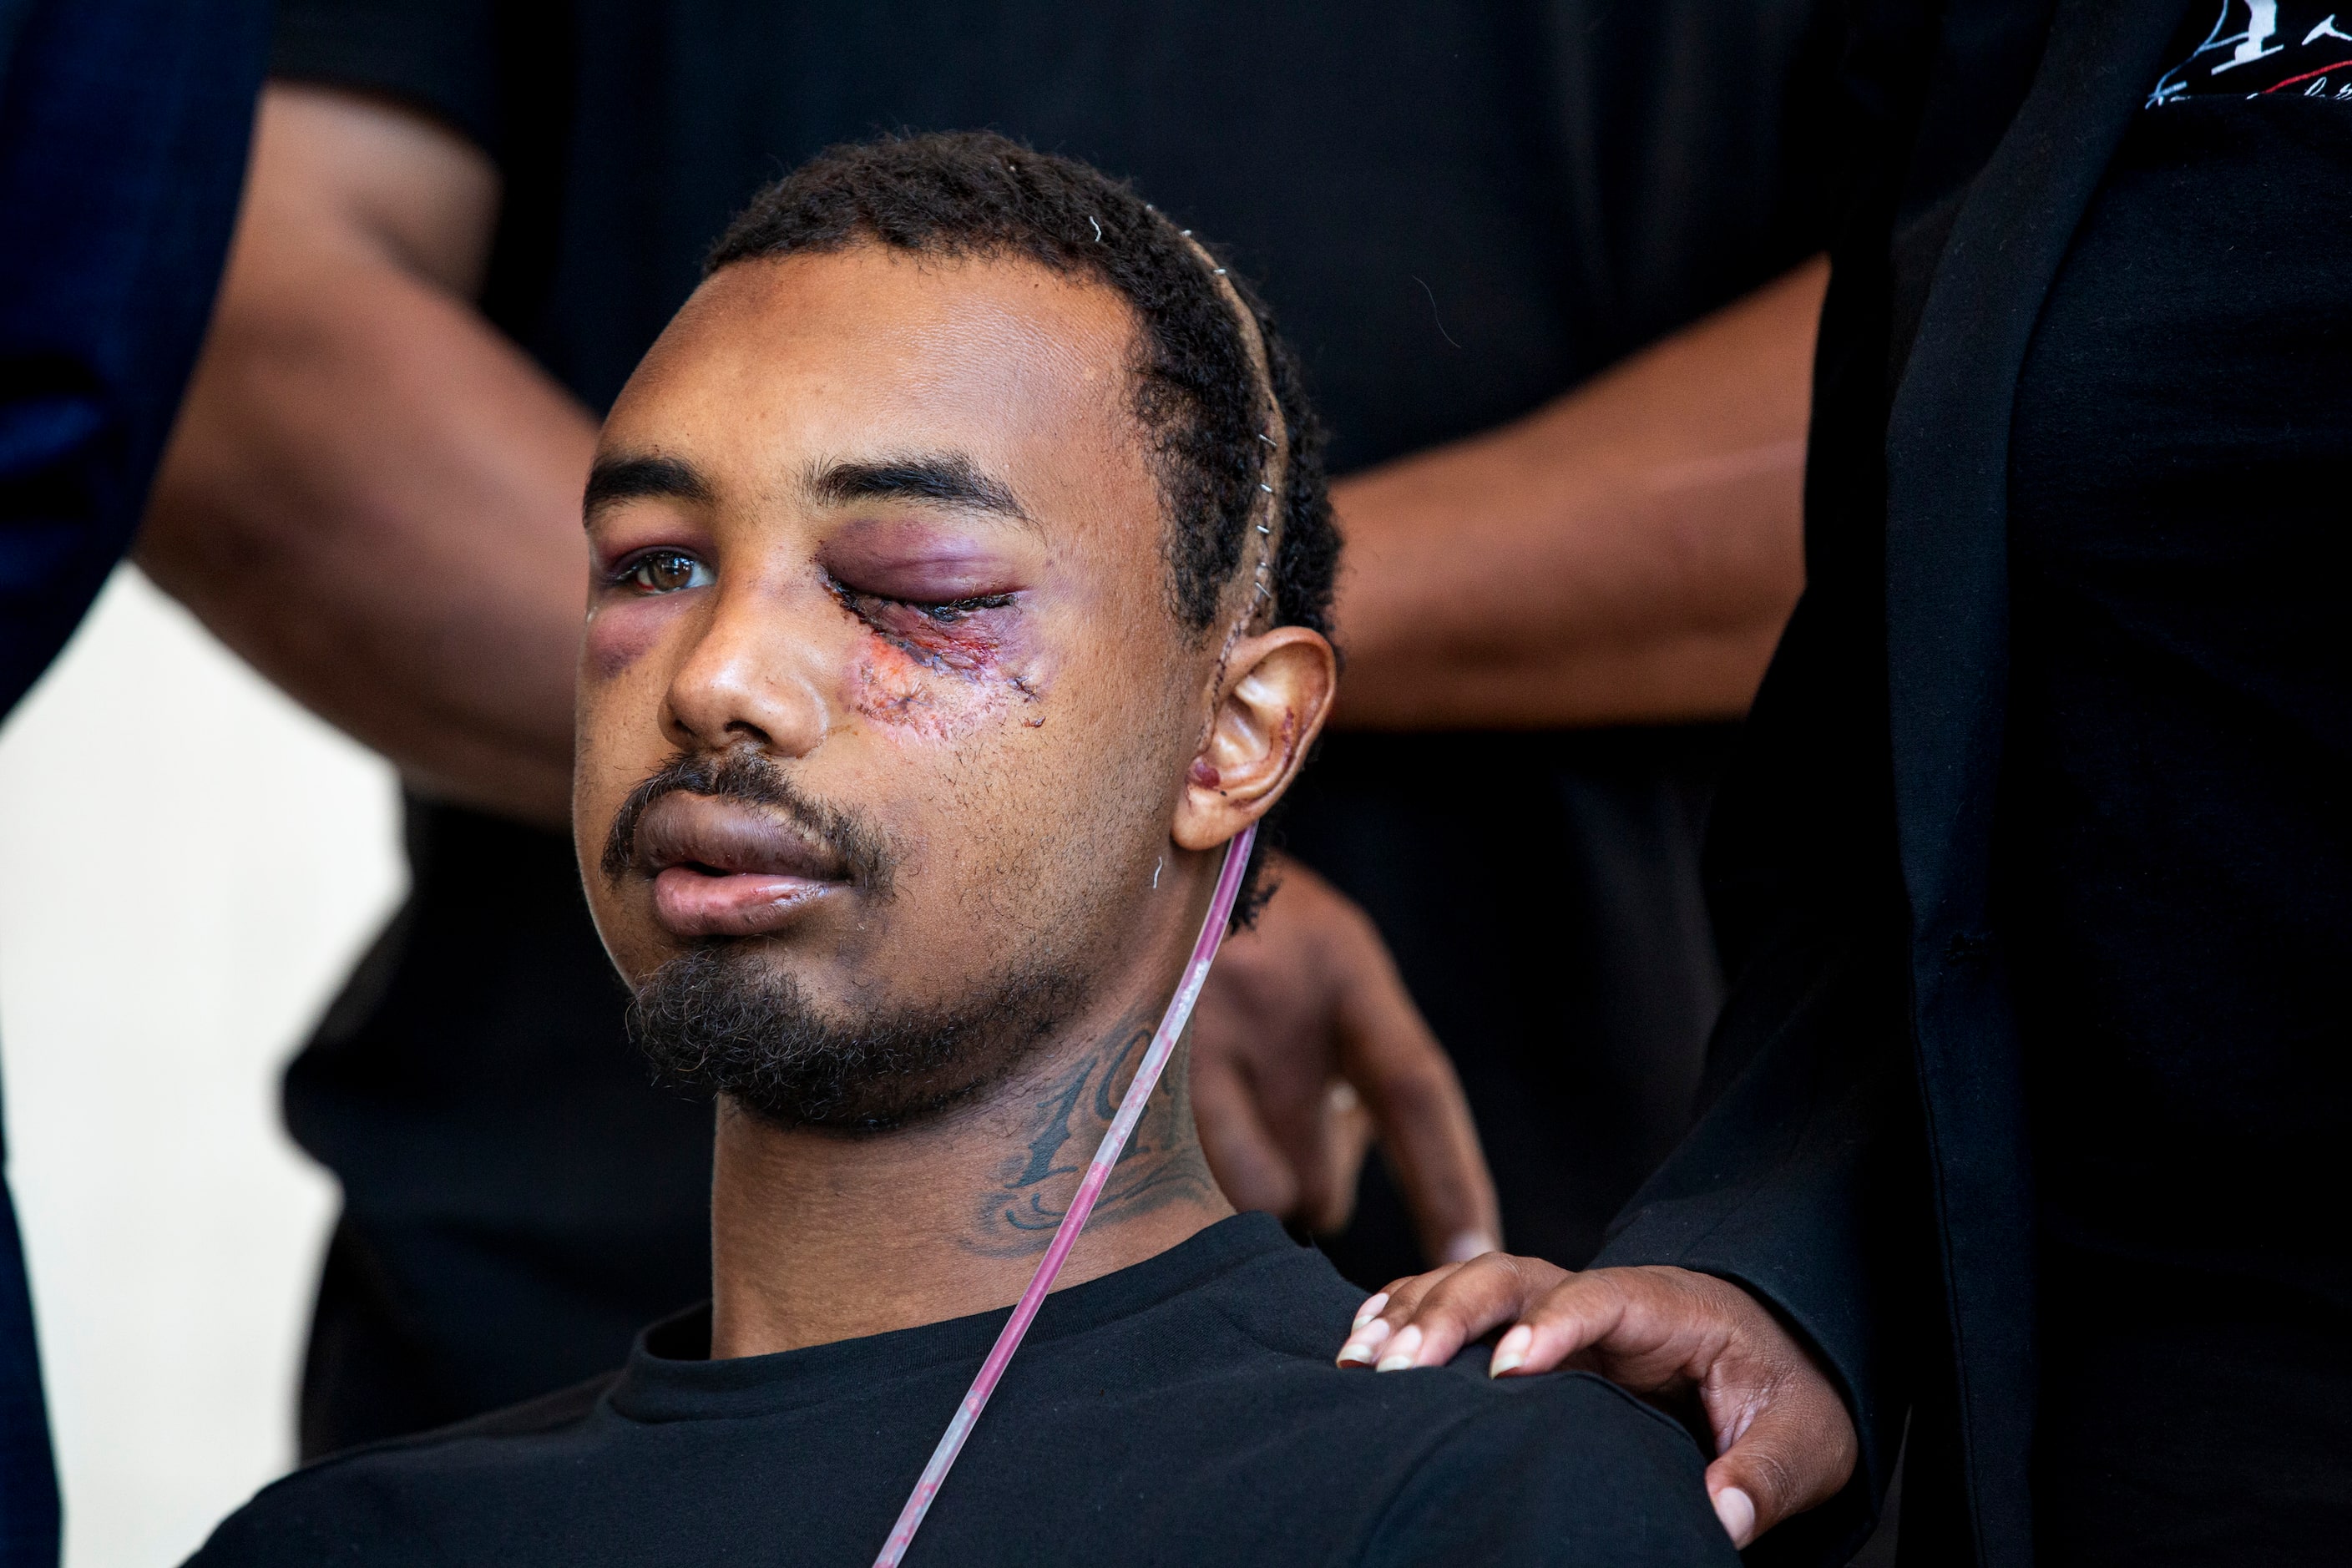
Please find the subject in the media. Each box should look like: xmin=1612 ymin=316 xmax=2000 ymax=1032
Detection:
xmin=1168 ymin=1225 xmax=1389 ymax=1358
xmin=1360 ymin=1368 xmax=1740 ymax=1568
xmin=181 ymin=1373 xmax=615 ymax=1566
xmin=1173 ymin=1240 xmax=1734 ymax=1565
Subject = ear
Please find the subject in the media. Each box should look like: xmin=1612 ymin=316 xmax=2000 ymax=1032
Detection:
xmin=1173 ymin=626 xmax=1337 ymax=851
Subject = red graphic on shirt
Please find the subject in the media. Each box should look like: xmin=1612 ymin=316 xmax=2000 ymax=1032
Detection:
xmin=2259 ymin=55 xmax=2352 ymax=92
xmin=2149 ymin=3 xmax=2352 ymax=103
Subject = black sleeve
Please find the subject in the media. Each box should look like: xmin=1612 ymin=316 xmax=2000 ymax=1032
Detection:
xmin=1363 ymin=1374 xmax=1739 ymax=1568
xmin=270 ymin=0 xmax=500 ymax=157
xmin=1591 ymin=6 xmax=1951 ymax=1565
xmin=1590 ymin=611 xmax=1929 ymax=1568
xmin=1539 ymin=0 xmax=1855 ymax=367
xmin=180 ymin=1377 xmax=614 ymax=1567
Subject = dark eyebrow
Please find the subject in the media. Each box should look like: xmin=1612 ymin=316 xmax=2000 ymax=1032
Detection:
xmin=583 ymin=454 xmax=714 ymax=523
xmin=805 ymin=454 xmax=1034 ymax=529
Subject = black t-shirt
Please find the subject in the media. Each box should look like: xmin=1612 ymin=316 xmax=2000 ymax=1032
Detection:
xmin=187 ymin=1216 xmax=1736 ymax=1568
xmin=270 ymin=0 xmax=1844 ymax=1453
xmin=2002 ymin=8 xmax=2352 ymax=1561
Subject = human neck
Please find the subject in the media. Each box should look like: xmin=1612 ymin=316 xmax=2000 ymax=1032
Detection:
xmin=706 ymin=991 xmax=1235 ymax=1360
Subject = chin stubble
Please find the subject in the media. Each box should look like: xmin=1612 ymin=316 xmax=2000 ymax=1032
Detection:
xmin=628 ymin=942 xmax=1090 ymax=1132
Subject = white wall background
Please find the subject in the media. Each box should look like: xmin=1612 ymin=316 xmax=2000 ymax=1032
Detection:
xmin=0 ymin=567 xmax=403 ymax=1568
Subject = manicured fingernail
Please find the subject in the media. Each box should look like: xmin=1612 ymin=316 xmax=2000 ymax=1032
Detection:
xmin=1335 ymin=1318 xmax=1392 ymax=1366
xmin=1712 ymin=1486 xmax=1757 ymax=1546
xmin=1373 ymin=1324 xmax=1423 ymax=1371
xmin=1489 ymin=1323 xmax=1533 ymax=1377
xmin=1441 ymin=1230 xmax=1497 ymax=1264
xmin=1352 ymin=1292 xmax=1389 ymax=1329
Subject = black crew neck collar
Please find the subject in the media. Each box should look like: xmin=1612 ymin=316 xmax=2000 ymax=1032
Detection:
xmin=609 ymin=1211 xmax=1298 ymax=1424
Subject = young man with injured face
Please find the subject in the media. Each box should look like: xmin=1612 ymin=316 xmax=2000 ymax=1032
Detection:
xmin=190 ymin=134 xmax=1732 ymax=1567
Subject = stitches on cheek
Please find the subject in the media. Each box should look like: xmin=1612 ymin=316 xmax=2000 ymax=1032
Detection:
xmin=835 ymin=592 xmax=1045 ymax=739
xmin=874 ymin=604 xmax=1007 ymax=675
xmin=851 ymin=644 xmax=1000 ymax=740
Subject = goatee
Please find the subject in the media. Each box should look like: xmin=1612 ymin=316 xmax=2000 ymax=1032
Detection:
xmin=629 ymin=943 xmax=1088 ymax=1131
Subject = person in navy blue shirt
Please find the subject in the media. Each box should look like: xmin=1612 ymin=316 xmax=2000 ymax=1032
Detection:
xmin=0 ymin=2 xmax=266 ymax=1558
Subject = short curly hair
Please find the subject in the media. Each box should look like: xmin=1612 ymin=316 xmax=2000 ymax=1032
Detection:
xmin=707 ymin=130 xmax=1340 ymax=921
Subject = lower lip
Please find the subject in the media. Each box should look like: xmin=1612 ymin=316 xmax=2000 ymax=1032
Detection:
xmin=652 ymin=866 xmax=840 ymax=937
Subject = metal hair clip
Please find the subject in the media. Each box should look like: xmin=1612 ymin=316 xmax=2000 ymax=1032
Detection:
xmin=1256 ymin=523 xmax=1272 ymax=535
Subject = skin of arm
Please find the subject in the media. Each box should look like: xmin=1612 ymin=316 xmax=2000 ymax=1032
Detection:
xmin=139 ymin=84 xmax=593 ymax=827
xmin=1329 ymin=254 xmax=1823 ymax=730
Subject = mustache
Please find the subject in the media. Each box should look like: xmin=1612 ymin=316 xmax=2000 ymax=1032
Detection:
xmin=599 ymin=748 xmax=898 ymax=895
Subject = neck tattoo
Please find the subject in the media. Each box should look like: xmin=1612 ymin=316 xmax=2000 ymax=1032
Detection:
xmin=963 ymin=1009 xmax=1215 ymax=1257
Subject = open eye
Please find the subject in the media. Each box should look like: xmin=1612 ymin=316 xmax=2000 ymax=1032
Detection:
xmin=615 ymin=549 xmax=714 ymax=594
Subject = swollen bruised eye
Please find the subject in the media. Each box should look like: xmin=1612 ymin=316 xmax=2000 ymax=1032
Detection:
xmin=823 ymin=568 xmax=1017 ymax=626
xmin=617 ymin=549 xmax=714 ymax=594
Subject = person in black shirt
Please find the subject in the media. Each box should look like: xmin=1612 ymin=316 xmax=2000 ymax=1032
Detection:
xmin=1342 ymin=4 xmax=2351 ymax=1564
xmin=191 ymin=1216 xmax=1731 ymax=1568
xmin=188 ymin=134 xmax=1734 ymax=1568
xmin=141 ymin=1 xmax=1844 ymax=1455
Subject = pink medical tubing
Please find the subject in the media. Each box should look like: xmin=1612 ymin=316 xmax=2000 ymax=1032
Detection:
xmin=871 ymin=824 xmax=1258 ymax=1567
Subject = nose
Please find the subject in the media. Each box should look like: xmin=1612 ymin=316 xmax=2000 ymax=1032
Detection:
xmin=662 ymin=576 xmax=832 ymax=760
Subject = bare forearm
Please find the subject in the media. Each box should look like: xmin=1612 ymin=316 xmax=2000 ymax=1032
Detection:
xmin=1332 ymin=257 xmax=1825 ymax=730
xmin=139 ymin=89 xmax=594 ymax=826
